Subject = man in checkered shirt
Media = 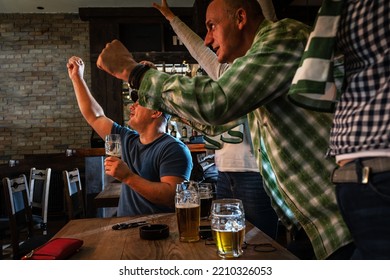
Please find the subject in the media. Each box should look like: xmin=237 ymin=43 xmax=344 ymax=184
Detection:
xmin=329 ymin=1 xmax=390 ymax=259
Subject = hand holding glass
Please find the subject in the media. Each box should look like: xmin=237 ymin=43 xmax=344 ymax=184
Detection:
xmin=211 ymin=199 xmax=245 ymax=258
xmin=105 ymin=134 xmax=122 ymax=158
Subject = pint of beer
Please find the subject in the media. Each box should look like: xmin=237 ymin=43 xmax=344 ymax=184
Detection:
xmin=199 ymin=183 xmax=214 ymax=219
xmin=211 ymin=199 xmax=245 ymax=258
xmin=175 ymin=182 xmax=200 ymax=242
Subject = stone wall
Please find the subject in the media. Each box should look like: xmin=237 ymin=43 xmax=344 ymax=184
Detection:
xmin=0 ymin=13 xmax=92 ymax=164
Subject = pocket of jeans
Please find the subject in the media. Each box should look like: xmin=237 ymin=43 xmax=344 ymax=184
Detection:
xmin=370 ymin=172 xmax=390 ymax=199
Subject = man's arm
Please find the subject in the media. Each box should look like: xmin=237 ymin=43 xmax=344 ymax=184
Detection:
xmin=97 ymin=22 xmax=307 ymax=127
xmin=67 ymin=56 xmax=113 ymax=139
xmin=153 ymin=0 xmax=227 ymax=80
xmin=153 ymin=0 xmax=277 ymax=79
xmin=104 ymin=156 xmax=181 ymax=208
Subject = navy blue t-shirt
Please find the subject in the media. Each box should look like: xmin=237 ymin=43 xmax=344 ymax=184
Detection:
xmin=111 ymin=123 xmax=193 ymax=216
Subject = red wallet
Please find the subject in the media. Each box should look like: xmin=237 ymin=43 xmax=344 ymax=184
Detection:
xmin=22 ymin=238 xmax=84 ymax=260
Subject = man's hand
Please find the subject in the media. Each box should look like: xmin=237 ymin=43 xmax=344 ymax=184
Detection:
xmin=67 ymin=56 xmax=85 ymax=81
xmin=104 ymin=156 xmax=134 ymax=182
xmin=153 ymin=0 xmax=175 ymax=22
xmin=97 ymin=39 xmax=137 ymax=81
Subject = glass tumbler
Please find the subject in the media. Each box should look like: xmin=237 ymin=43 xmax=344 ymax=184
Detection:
xmin=210 ymin=199 xmax=245 ymax=258
xmin=198 ymin=182 xmax=214 ymax=220
xmin=175 ymin=181 xmax=200 ymax=242
xmin=105 ymin=134 xmax=122 ymax=158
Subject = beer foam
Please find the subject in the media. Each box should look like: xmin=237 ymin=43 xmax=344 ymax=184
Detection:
xmin=176 ymin=203 xmax=199 ymax=208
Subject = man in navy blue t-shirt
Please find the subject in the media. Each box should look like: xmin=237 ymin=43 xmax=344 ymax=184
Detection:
xmin=67 ymin=56 xmax=193 ymax=216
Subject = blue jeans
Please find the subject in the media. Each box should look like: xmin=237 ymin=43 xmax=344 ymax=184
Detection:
xmin=216 ymin=171 xmax=279 ymax=239
xmin=336 ymin=171 xmax=390 ymax=259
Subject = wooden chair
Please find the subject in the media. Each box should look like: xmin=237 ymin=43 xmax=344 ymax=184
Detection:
xmin=63 ymin=168 xmax=86 ymax=220
xmin=2 ymin=175 xmax=49 ymax=259
xmin=29 ymin=167 xmax=51 ymax=235
xmin=0 ymin=210 xmax=10 ymax=259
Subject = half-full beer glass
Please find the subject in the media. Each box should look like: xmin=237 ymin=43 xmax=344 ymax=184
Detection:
xmin=175 ymin=181 xmax=200 ymax=242
xmin=211 ymin=199 xmax=245 ymax=258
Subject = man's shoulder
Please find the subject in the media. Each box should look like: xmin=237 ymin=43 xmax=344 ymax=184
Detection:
xmin=154 ymin=134 xmax=192 ymax=167
xmin=158 ymin=134 xmax=190 ymax=152
xmin=259 ymin=18 xmax=311 ymax=36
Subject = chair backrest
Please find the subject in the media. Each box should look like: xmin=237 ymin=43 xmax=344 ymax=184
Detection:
xmin=29 ymin=167 xmax=51 ymax=235
xmin=62 ymin=168 xmax=85 ymax=220
xmin=2 ymin=174 xmax=33 ymax=258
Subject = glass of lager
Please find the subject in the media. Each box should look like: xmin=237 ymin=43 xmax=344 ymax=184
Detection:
xmin=211 ymin=199 xmax=245 ymax=258
xmin=105 ymin=134 xmax=122 ymax=158
xmin=198 ymin=183 xmax=214 ymax=220
xmin=175 ymin=181 xmax=200 ymax=242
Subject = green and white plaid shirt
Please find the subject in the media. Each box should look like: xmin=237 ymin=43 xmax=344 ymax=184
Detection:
xmin=138 ymin=18 xmax=352 ymax=259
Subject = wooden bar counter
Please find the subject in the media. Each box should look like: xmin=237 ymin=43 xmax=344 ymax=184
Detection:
xmin=53 ymin=213 xmax=298 ymax=260
xmin=94 ymin=182 xmax=121 ymax=208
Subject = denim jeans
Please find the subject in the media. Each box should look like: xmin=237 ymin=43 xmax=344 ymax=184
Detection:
xmin=336 ymin=171 xmax=390 ymax=259
xmin=216 ymin=171 xmax=279 ymax=239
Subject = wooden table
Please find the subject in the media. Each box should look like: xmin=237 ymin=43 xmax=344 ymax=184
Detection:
xmin=94 ymin=182 xmax=121 ymax=208
xmin=53 ymin=213 xmax=298 ymax=260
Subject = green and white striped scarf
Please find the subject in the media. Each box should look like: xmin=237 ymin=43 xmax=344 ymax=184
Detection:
xmin=288 ymin=0 xmax=345 ymax=113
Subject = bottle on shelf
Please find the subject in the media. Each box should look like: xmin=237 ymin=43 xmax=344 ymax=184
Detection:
xmin=183 ymin=61 xmax=192 ymax=77
xmin=171 ymin=64 xmax=177 ymax=74
xmin=181 ymin=126 xmax=188 ymax=142
xmin=196 ymin=66 xmax=204 ymax=76
xmin=170 ymin=127 xmax=177 ymax=138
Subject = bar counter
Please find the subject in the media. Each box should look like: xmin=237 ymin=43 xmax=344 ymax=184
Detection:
xmin=52 ymin=213 xmax=298 ymax=260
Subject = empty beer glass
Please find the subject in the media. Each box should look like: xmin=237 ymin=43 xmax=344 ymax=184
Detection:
xmin=175 ymin=181 xmax=200 ymax=242
xmin=210 ymin=199 xmax=245 ymax=258
xmin=105 ymin=134 xmax=122 ymax=158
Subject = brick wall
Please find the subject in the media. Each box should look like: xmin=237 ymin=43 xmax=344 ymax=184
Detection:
xmin=0 ymin=14 xmax=92 ymax=164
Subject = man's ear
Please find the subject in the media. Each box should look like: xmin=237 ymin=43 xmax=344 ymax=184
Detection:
xmin=236 ymin=8 xmax=247 ymax=30
xmin=152 ymin=111 xmax=163 ymax=119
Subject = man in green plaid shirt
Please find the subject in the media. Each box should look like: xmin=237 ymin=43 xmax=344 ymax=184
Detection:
xmin=97 ymin=0 xmax=353 ymax=259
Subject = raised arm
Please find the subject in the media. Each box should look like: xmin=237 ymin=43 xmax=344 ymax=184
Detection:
xmin=153 ymin=0 xmax=277 ymax=80
xmin=67 ymin=56 xmax=113 ymax=139
xmin=153 ymin=0 xmax=227 ymax=80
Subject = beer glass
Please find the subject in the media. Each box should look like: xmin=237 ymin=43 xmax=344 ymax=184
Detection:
xmin=175 ymin=181 xmax=200 ymax=242
xmin=198 ymin=182 xmax=214 ymax=220
xmin=210 ymin=199 xmax=245 ymax=258
xmin=105 ymin=134 xmax=122 ymax=158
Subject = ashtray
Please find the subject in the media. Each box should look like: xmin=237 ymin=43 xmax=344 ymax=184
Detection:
xmin=139 ymin=224 xmax=169 ymax=240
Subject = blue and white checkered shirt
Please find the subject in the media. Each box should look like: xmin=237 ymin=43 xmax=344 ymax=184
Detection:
xmin=329 ymin=0 xmax=390 ymax=158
